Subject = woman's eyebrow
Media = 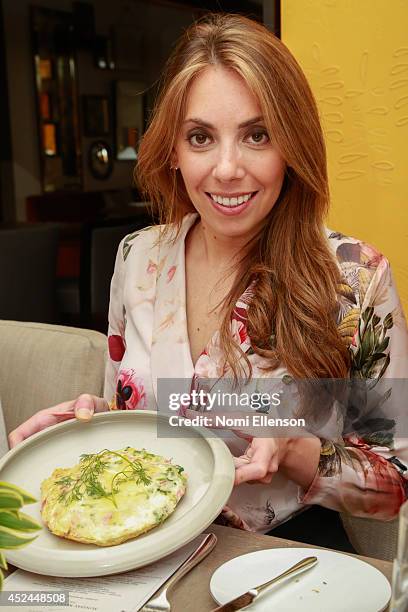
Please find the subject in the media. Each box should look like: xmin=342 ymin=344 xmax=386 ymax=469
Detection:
xmin=182 ymin=116 xmax=264 ymax=128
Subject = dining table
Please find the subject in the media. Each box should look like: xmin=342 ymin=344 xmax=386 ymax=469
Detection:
xmin=168 ymin=523 xmax=393 ymax=611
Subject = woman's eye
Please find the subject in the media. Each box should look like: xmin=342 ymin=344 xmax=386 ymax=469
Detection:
xmin=247 ymin=130 xmax=269 ymax=145
xmin=186 ymin=130 xmax=269 ymax=147
xmin=188 ymin=132 xmax=210 ymax=146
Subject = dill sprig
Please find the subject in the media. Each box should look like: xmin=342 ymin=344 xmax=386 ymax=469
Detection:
xmin=56 ymin=449 xmax=152 ymax=507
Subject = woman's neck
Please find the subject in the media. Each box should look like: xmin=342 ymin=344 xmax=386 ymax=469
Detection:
xmin=192 ymin=219 xmax=249 ymax=268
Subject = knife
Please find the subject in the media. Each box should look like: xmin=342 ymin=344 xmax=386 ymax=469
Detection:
xmin=210 ymin=555 xmax=318 ymax=611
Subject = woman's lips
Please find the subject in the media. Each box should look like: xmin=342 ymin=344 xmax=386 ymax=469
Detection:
xmin=205 ymin=191 xmax=258 ymax=216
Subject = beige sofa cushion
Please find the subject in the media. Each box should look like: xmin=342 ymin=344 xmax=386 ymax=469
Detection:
xmin=0 ymin=320 xmax=107 ymax=435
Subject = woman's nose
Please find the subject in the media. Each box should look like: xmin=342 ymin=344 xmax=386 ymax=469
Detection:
xmin=212 ymin=147 xmax=245 ymax=181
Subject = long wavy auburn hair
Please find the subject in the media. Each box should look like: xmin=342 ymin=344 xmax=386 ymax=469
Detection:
xmin=136 ymin=13 xmax=350 ymax=381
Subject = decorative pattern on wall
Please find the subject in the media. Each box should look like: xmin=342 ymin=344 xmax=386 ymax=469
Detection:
xmin=282 ymin=0 xmax=408 ymax=314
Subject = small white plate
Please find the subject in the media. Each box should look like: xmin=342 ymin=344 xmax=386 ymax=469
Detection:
xmin=210 ymin=547 xmax=391 ymax=612
xmin=0 ymin=411 xmax=234 ymax=577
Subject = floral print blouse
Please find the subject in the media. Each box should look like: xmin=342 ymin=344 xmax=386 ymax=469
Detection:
xmin=104 ymin=213 xmax=408 ymax=533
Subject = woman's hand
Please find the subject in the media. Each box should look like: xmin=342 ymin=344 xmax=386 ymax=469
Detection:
xmin=8 ymin=394 xmax=109 ymax=448
xmin=234 ymin=437 xmax=291 ymax=485
xmin=234 ymin=435 xmax=321 ymax=490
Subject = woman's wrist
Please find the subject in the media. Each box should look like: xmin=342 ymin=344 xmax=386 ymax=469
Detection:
xmin=280 ymin=436 xmax=321 ymax=490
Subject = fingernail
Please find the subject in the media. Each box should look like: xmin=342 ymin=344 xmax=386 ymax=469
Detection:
xmin=76 ymin=408 xmax=92 ymax=421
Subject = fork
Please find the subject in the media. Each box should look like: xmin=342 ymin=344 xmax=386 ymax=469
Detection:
xmin=140 ymin=533 xmax=217 ymax=611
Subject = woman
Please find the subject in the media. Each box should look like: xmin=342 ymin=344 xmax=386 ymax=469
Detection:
xmin=10 ymin=14 xmax=408 ymax=536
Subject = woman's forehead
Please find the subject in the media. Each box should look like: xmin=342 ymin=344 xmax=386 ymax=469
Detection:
xmin=182 ymin=66 xmax=262 ymax=126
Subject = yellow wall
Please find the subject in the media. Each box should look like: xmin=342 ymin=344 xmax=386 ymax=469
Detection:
xmin=281 ymin=0 xmax=408 ymax=314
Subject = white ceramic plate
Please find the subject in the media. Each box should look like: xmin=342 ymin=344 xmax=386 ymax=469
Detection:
xmin=210 ymin=547 xmax=391 ymax=612
xmin=0 ymin=411 xmax=234 ymax=577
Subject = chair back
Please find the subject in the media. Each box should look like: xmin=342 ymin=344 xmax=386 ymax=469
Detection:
xmin=0 ymin=399 xmax=8 ymax=457
xmin=0 ymin=320 xmax=107 ymax=438
xmin=340 ymin=512 xmax=398 ymax=561
xmin=0 ymin=225 xmax=59 ymax=323
xmin=80 ymin=215 xmax=152 ymax=331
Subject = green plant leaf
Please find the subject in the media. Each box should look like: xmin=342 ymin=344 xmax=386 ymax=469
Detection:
xmin=362 ymin=307 xmax=374 ymax=324
xmin=372 ymin=314 xmax=381 ymax=327
xmin=383 ymin=313 xmax=393 ymax=330
xmin=0 ymin=511 xmax=41 ymax=532
xmin=364 ymin=417 xmax=395 ymax=432
xmin=377 ymin=353 xmax=391 ymax=379
xmin=0 ymin=482 xmax=37 ymax=505
xmin=363 ymin=431 xmax=394 ymax=449
xmin=371 ymin=352 xmax=387 ymax=363
xmin=0 ymin=526 xmax=38 ymax=550
xmin=377 ymin=337 xmax=390 ymax=353
xmin=0 ymin=568 xmax=3 ymax=591
xmin=0 ymin=490 xmax=23 ymax=511
xmin=366 ymin=328 xmax=376 ymax=354
xmin=0 ymin=552 xmax=7 ymax=570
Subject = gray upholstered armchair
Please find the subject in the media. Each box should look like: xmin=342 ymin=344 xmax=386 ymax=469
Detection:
xmin=0 ymin=320 xmax=107 ymax=449
xmin=340 ymin=513 xmax=398 ymax=561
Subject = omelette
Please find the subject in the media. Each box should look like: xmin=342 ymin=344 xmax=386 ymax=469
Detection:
xmin=40 ymin=447 xmax=187 ymax=546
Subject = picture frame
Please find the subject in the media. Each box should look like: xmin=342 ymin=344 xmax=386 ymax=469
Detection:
xmin=82 ymin=95 xmax=110 ymax=137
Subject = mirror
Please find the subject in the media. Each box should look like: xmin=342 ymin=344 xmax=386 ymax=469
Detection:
xmin=115 ymin=81 xmax=145 ymax=161
xmin=31 ymin=6 xmax=82 ymax=191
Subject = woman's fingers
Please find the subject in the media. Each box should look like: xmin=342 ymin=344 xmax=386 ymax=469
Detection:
xmin=8 ymin=395 xmax=109 ymax=449
xmin=234 ymin=438 xmax=278 ymax=485
xmin=233 ymin=456 xmax=251 ymax=470
xmin=8 ymin=399 xmax=77 ymax=448
xmin=74 ymin=394 xmax=109 ymax=421
xmin=73 ymin=394 xmax=95 ymax=421
xmin=234 ymin=458 xmax=273 ymax=485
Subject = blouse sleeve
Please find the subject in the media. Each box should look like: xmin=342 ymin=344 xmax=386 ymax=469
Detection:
xmin=103 ymin=238 xmax=126 ymax=407
xmin=300 ymin=257 xmax=408 ymax=519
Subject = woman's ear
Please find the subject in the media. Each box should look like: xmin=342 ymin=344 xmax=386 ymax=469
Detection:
xmin=170 ymin=151 xmax=179 ymax=171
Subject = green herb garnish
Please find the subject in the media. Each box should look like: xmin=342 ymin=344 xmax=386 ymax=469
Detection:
xmin=57 ymin=449 xmax=152 ymax=507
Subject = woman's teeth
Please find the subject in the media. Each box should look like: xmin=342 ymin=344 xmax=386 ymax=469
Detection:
xmin=209 ymin=192 xmax=254 ymax=207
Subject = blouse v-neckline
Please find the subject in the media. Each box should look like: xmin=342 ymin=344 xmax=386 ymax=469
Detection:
xmin=149 ymin=213 xmax=252 ymax=402
xmin=181 ymin=214 xmax=250 ymax=372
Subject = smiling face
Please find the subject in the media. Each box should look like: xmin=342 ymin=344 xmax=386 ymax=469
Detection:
xmin=173 ymin=66 xmax=286 ymax=242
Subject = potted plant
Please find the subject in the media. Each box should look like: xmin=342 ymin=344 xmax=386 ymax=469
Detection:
xmin=0 ymin=481 xmax=41 ymax=588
